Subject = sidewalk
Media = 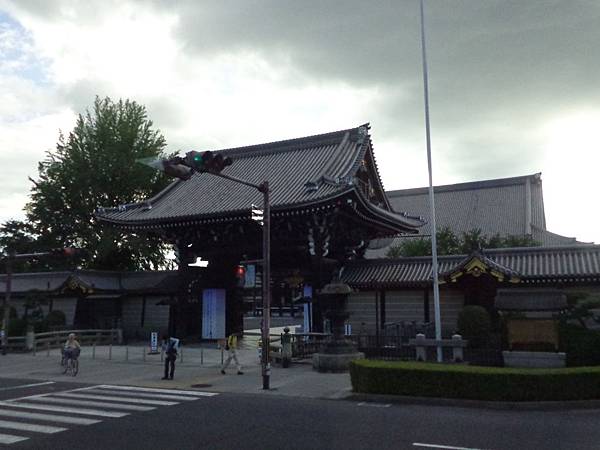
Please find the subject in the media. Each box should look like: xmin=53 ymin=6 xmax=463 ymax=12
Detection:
xmin=0 ymin=343 xmax=353 ymax=400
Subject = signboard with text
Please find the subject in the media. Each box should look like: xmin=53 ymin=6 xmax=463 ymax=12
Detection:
xmin=202 ymin=288 xmax=226 ymax=339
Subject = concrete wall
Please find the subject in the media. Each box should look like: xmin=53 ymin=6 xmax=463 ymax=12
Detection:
xmin=346 ymin=288 xmax=464 ymax=336
xmin=429 ymin=289 xmax=465 ymax=335
xmin=121 ymin=296 xmax=170 ymax=339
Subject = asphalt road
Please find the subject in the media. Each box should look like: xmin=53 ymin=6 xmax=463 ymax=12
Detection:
xmin=1 ymin=376 xmax=599 ymax=450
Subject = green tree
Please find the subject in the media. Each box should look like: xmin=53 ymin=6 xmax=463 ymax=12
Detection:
xmin=24 ymin=96 xmax=171 ymax=270
xmin=386 ymin=227 xmax=540 ymax=258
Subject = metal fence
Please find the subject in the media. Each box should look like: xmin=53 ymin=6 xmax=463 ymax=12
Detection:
xmin=278 ymin=332 xmax=503 ymax=366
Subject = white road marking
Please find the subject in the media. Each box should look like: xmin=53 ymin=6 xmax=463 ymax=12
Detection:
xmin=81 ymin=389 xmax=198 ymax=401
xmin=0 ymin=419 xmax=66 ymax=434
xmin=21 ymin=397 xmax=155 ymax=412
xmin=0 ymin=401 xmax=128 ymax=418
xmin=357 ymin=402 xmax=391 ymax=408
xmin=0 ymin=381 xmax=55 ymax=392
xmin=413 ymin=443 xmax=486 ymax=450
xmin=0 ymin=432 xmax=29 ymax=444
xmin=96 ymin=385 xmax=219 ymax=397
xmin=0 ymin=409 xmax=100 ymax=425
xmin=53 ymin=393 xmax=177 ymax=406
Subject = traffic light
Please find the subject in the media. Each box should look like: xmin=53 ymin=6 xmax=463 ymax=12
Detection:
xmin=162 ymin=157 xmax=193 ymax=180
xmin=184 ymin=151 xmax=233 ymax=174
xmin=50 ymin=247 xmax=82 ymax=257
xmin=235 ymin=264 xmax=246 ymax=287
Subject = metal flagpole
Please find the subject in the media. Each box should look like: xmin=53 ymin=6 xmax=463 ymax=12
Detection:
xmin=419 ymin=0 xmax=443 ymax=362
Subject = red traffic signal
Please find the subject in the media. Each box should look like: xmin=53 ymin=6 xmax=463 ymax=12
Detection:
xmin=235 ymin=265 xmax=246 ymax=287
xmin=50 ymin=247 xmax=82 ymax=257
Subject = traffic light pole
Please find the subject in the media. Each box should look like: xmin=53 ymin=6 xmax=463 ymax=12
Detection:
xmin=208 ymin=172 xmax=271 ymax=389
xmin=260 ymin=181 xmax=271 ymax=390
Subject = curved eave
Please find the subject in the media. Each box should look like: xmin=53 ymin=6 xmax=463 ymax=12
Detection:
xmin=351 ymin=190 xmax=424 ymax=235
xmin=96 ymin=187 xmax=359 ymax=231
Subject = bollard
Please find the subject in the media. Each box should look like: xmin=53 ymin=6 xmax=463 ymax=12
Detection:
xmin=221 ymin=347 xmax=224 ymax=365
xmin=452 ymin=334 xmax=464 ymax=363
xmin=201 ymin=346 xmax=204 ymax=365
xmin=109 ymin=344 xmax=112 ymax=360
xmin=46 ymin=342 xmax=50 ymax=357
xmin=143 ymin=347 xmax=146 ymax=362
xmin=415 ymin=333 xmax=427 ymax=362
xmin=93 ymin=343 xmax=96 ymax=359
xmin=125 ymin=346 xmax=129 ymax=362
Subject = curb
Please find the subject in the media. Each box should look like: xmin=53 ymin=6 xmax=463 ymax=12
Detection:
xmin=344 ymin=393 xmax=600 ymax=411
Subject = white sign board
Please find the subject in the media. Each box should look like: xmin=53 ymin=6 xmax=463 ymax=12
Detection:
xmin=244 ymin=264 xmax=256 ymax=288
xmin=202 ymin=288 xmax=226 ymax=339
xmin=303 ymin=285 xmax=312 ymax=333
xmin=150 ymin=332 xmax=158 ymax=352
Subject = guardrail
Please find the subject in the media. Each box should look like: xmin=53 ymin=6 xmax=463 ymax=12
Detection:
xmin=2 ymin=329 xmax=122 ymax=353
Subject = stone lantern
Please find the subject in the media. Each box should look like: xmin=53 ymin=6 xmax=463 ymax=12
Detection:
xmin=312 ymin=281 xmax=364 ymax=372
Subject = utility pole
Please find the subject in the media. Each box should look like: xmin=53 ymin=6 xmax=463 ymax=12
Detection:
xmin=420 ymin=0 xmax=443 ymax=362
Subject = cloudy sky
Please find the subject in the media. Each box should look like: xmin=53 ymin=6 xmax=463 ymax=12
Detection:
xmin=1 ymin=0 xmax=599 ymax=243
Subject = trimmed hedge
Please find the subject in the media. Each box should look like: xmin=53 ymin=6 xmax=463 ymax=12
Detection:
xmin=349 ymin=360 xmax=600 ymax=401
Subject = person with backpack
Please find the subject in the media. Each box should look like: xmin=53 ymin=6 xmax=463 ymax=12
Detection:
xmin=161 ymin=334 xmax=179 ymax=380
xmin=221 ymin=332 xmax=243 ymax=375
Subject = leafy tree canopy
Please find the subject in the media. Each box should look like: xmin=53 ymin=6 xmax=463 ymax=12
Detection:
xmin=386 ymin=226 xmax=540 ymax=258
xmin=3 ymin=96 xmax=173 ymax=271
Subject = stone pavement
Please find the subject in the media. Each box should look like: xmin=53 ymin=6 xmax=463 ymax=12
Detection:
xmin=0 ymin=340 xmax=353 ymax=400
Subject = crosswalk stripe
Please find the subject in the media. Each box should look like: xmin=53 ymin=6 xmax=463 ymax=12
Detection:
xmin=0 ymin=409 xmax=100 ymax=425
xmin=0 ymin=401 xmax=128 ymax=418
xmin=53 ymin=393 xmax=177 ymax=406
xmin=80 ymin=389 xmax=197 ymax=402
xmin=96 ymin=385 xmax=218 ymax=397
xmin=0 ymin=419 xmax=67 ymax=434
xmin=0 ymin=432 xmax=29 ymax=444
xmin=21 ymin=397 xmax=155 ymax=412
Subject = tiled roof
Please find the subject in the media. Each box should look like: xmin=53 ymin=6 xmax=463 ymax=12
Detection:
xmin=96 ymin=125 xmax=423 ymax=233
xmin=0 ymin=270 xmax=177 ymax=295
xmin=366 ymin=173 xmax=583 ymax=258
xmin=342 ymin=244 xmax=600 ymax=288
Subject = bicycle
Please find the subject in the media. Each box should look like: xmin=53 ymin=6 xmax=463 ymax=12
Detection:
xmin=62 ymin=348 xmax=80 ymax=376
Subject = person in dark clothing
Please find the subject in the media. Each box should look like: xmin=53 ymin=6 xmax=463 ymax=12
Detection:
xmin=161 ymin=334 xmax=179 ymax=380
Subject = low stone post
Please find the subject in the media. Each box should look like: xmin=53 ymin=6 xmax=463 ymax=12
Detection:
xmin=26 ymin=329 xmax=35 ymax=351
xmin=452 ymin=334 xmax=464 ymax=362
xmin=116 ymin=329 xmax=123 ymax=345
xmin=415 ymin=333 xmax=427 ymax=362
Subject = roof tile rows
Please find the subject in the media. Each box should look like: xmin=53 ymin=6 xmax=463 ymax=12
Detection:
xmin=343 ymin=244 xmax=600 ymax=288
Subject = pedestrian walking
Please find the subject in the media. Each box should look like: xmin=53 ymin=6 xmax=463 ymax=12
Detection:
xmin=161 ymin=334 xmax=179 ymax=380
xmin=221 ymin=332 xmax=243 ymax=375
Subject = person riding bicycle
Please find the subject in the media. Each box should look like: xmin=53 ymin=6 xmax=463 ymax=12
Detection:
xmin=63 ymin=333 xmax=81 ymax=361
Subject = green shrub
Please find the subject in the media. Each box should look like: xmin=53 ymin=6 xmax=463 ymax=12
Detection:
xmin=560 ymin=323 xmax=600 ymax=367
xmin=457 ymin=305 xmax=492 ymax=348
xmin=7 ymin=318 xmax=27 ymax=336
xmin=45 ymin=310 xmax=67 ymax=329
xmin=349 ymin=360 xmax=600 ymax=401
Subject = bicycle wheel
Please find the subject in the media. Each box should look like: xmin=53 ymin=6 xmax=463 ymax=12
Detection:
xmin=72 ymin=359 xmax=79 ymax=376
